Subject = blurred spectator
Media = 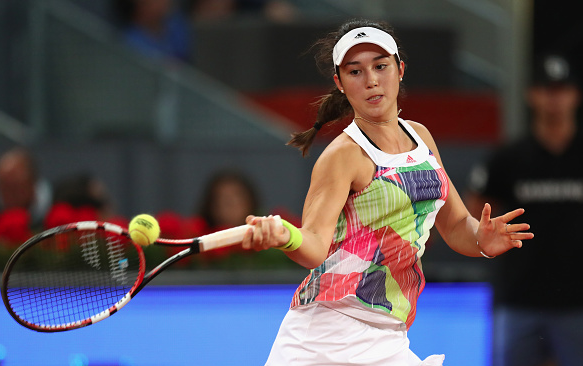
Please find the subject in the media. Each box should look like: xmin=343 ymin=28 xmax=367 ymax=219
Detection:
xmin=113 ymin=0 xmax=193 ymax=63
xmin=261 ymin=0 xmax=297 ymax=23
xmin=190 ymin=0 xmax=297 ymax=23
xmin=189 ymin=0 xmax=235 ymax=21
xmin=0 ymin=147 xmax=51 ymax=245
xmin=44 ymin=173 xmax=128 ymax=229
xmin=161 ymin=170 xmax=261 ymax=268
xmin=466 ymin=54 xmax=583 ymax=366
xmin=190 ymin=170 xmax=302 ymax=270
xmin=152 ymin=170 xmax=298 ymax=270
xmin=159 ymin=170 xmax=297 ymax=239
xmin=197 ymin=170 xmax=260 ymax=231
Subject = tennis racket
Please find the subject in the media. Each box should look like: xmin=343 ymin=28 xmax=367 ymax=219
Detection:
xmin=1 ymin=216 xmax=281 ymax=332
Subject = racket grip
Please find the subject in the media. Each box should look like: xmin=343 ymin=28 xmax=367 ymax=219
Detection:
xmin=198 ymin=215 xmax=282 ymax=251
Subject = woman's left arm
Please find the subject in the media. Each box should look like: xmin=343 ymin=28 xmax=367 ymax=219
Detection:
xmin=410 ymin=122 xmax=534 ymax=257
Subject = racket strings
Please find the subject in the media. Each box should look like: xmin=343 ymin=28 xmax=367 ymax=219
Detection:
xmin=5 ymin=229 xmax=142 ymax=328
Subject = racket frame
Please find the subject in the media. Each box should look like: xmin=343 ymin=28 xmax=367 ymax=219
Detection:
xmin=1 ymin=221 xmax=199 ymax=332
xmin=1 ymin=217 xmax=276 ymax=332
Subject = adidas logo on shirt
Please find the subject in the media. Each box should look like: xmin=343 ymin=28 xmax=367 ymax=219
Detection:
xmin=406 ymin=155 xmax=416 ymax=163
xmin=355 ymin=32 xmax=368 ymax=39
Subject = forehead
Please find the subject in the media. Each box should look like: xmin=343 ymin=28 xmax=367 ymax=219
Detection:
xmin=340 ymin=43 xmax=392 ymax=66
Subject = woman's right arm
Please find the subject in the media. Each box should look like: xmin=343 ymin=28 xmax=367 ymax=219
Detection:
xmin=243 ymin=137 xmax=366 ymax=269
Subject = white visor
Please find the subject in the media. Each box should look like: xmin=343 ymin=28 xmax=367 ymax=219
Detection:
xmin=332 ymin=27 xmax=399 ymax=67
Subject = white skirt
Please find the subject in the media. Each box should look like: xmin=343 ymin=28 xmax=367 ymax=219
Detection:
xmin=265 ymin=302 xmax=444 ymax=366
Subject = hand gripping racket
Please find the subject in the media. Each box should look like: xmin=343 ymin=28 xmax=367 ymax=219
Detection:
xmin=1 ymin=216 xmax=280 ymax=332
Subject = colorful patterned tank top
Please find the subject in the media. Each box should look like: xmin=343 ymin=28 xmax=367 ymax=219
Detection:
xmin=290 ymin=119 xmax=449 ymax=329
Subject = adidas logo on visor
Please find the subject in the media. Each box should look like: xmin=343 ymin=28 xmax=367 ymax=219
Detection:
xmin=354 ymin=32 xmax=368 ymax=39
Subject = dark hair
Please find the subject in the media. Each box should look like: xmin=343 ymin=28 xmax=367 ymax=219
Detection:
xmin=198 ymin=171 xmax=259 ymax=228
xmin=53 ymin=173 xmax=108 ymax=209
xmin=287 ymin=19 xmax=405 ymax=157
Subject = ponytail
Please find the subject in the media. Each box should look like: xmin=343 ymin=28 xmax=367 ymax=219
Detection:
xmin=286 ymin=88 xmax=352 ymax=157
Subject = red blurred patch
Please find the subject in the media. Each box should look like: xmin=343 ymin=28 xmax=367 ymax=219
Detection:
xmin=0 ymin=207 xmax=32 ymax=247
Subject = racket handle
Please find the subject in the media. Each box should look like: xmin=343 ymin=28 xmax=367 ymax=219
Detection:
xmin=198 ymin=215 xmax=282 ymax=251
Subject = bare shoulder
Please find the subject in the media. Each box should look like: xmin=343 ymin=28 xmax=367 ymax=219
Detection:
xmin=312 ymin=132 xmax=372 ymax=187
xmin=318 ymin=132 xmax=364 ymax=164
xmin=405 ymin=120 xmax=438 ymax=151
xmin=406 ymin=120 xmax=432 ymax=140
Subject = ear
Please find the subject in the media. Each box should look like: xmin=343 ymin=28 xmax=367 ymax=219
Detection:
xmin=398 ymin=60 xmax=405 ymax=80
xmin=333 ymin=74 xmax=343 ymax=92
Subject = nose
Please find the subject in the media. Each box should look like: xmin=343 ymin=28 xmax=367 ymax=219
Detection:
xmin=365 ymin=72 xmax=378 ymax=89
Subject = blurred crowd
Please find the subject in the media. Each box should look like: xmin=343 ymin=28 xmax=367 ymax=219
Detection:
xmin=111 ymin=0 xmax=298 ymax=64
xmin=0 ymin=146 xmax=300 ymax=270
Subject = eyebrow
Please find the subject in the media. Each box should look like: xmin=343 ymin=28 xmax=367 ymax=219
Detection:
xmin=344 ymin=54 xmax=391 ymax=66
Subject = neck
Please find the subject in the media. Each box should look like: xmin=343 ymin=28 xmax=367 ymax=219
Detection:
xmin=354 ymin=109 xmax=402 ymax=126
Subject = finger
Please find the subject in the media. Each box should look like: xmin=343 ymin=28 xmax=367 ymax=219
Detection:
xmin=501 ymin=208 xmax=526 ymax=223
xmin=508 ymin=232 xmax=534 ymax=241
xmin=245 ymin=215 xmax=257 ymax=225
xmin=506 ymin=223 xmax=530 ymax=233
xmin=252 ymin=221 xmax=263 ymax=250
xmin=268 ymin=215 xmax=285 ymax=237
xmin=260 ymin=217 xmax=272 ymax=250
xmin=267 ymin=216 xmax=281 ymax=246
xmin=511 ymin=240 xmax=523 ymax=249
xmin=241 ymin=226 xmax=254 ymax=250
xmin=481 ymin=203 xmax=492 ymax=223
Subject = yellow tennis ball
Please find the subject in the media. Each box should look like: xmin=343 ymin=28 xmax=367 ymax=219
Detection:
xmin=128 ymin=214 xmax=160 ymax=247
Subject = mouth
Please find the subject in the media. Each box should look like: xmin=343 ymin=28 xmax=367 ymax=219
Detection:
xmin=367 ymin=95 xmax=383 ymax=102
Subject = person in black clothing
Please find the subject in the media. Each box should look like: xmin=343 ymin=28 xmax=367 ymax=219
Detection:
xmin=466 ymin=54 xmax=583 ymax=366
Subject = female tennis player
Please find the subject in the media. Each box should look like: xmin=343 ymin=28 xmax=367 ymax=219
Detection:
xmin=242 ymin=19 xmax=534 ymax=365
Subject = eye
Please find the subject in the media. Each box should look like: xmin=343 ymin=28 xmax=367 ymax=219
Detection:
xmin=376 ymin=63 xmax=388 ymax=70
xmin=348 ymin=69 xmax=361 ymax=75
